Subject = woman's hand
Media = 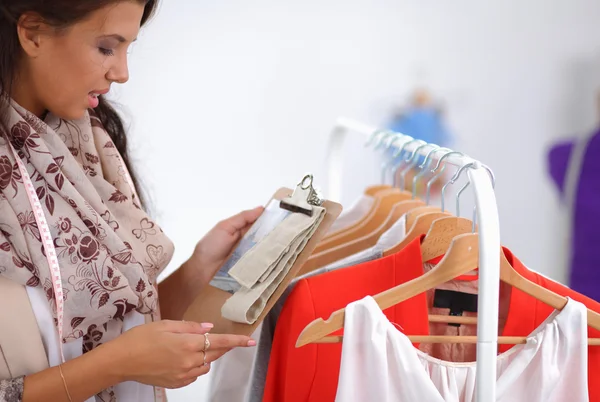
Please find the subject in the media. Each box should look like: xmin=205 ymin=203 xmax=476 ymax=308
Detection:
xmin=158 ymin=207 xmax=264 ymax=321
xmin=106 ymin=320 xmax=255 ymax=389
xmin=191 ymin=206 xmax=264 ymax=282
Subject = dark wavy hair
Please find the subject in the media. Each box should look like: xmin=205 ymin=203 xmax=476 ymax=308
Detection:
xmin=0 ymin=0 xmax=158 ymax=208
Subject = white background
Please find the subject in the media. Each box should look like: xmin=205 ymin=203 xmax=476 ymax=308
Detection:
xmin=110 ymin=1 xmax=600 ymax=400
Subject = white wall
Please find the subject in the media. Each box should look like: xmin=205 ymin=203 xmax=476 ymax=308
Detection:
xmin=110 ymin=1 xmax=600 ymax=400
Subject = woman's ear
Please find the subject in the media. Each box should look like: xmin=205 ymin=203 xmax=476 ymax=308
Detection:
xmin=16 ymin=12 xmax=48 ymax=58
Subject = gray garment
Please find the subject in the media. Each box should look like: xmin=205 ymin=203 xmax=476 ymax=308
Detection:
xmin=246 ymin=249 xmax=383 ymax=402
xmin=0 ymin=377 xmax=23 ymax=402
xmin=208 ymin=325 xmax=262 ymax=402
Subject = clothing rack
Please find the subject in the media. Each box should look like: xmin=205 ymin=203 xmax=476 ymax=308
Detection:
xmin=324 ymin=117 xmax=501 ymax=401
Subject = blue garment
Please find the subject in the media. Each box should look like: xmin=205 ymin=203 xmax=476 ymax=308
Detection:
xmin=548 ymin=127 xmax=600 ymax=301
xmin=389 ymin=106 xmax=452 ymax=147
xmin=385 ymin=106 xmax=452 ymax=178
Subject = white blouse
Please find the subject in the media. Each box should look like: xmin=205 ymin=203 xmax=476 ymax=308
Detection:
xmin=335 ymin=295 xmax=589 ymax=402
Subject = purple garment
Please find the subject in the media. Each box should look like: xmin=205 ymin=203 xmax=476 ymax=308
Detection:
xmin=547 ymin=128 xmax=600 ymax=301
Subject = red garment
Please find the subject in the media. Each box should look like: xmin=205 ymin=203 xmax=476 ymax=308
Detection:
xmin=263 ymin=237 xmax=600 ymax=402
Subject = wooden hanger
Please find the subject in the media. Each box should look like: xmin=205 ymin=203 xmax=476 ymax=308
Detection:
xmin=421 ymin=216 xmax=480 ymax=325
xmin=296 ymin=232 xmax=600 ymax=347
xmin=320 ymin=188 xmax=403 ymax=242
xmin=315 ymin=189 xmax=411 ymax=253
xmin=405 ymin=205 xmax=442 ymax=230
xmin=421 ymin=216 xmax=475 ymax=262
xmin=385 ymin=214 xmax=479 ymax=326
xmin=364 ymin=185 xmax=391 ymax=196
xmin=321 ymin=184 xmax=392 ymax=241
xmin=300 ymin=200 xmax=424 ymax=275
xmin=382 ymin=211 xmax=451 ymax=257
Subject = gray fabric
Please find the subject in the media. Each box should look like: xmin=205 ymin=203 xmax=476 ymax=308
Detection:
xmin=0 ymin=377 xmax=23 ymax=402
xmin=246 ymin=249 xmax=383 ymax=402
xmin=208 ymin=324 xmax=262 ymax=402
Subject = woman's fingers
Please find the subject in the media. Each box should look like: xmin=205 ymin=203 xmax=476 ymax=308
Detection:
xmin=217 ymin=207 xmax=264 ymax=236
xmin=161 ymin=319 xmax=213 ymax=335
xmin=182 ymin=333 xmax=256 ymax=351
xmin=183 ymin=363 xmax=212 ymax=381
xmin=204 ymin=333 xmax=256 ymax=350
xmin=187 ymin=348 xmax=230 ymax=369
xmin=177 ymin=333 xmax=256 ymax=354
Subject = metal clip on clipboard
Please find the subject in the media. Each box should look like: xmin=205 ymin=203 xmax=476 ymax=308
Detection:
xmin=280 ymin=174 xmax=324 ymax=216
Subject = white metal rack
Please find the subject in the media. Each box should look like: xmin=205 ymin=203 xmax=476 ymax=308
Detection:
xmin=325 ymin=117 xmax=501 ymax=401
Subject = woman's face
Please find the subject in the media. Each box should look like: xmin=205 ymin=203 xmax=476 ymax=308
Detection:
xmin=15 ymin=1 xmax=145 ymax=119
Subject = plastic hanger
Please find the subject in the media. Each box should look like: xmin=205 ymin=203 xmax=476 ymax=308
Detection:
xmin=296 ymin=165 xmax=600 ymax=347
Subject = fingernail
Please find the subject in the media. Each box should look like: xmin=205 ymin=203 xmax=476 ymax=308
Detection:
xmin=247 ymin=340 xmax=257 ymax=346
xmin=201 ymin=323 xmax=214 ymax=329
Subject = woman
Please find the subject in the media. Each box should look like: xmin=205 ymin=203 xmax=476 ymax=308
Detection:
xmin=0 ymin=1 xmax=262 ymax=401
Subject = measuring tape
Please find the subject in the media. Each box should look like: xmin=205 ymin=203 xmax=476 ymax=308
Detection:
xmin=9 ymin=142 xmax=67 ymax=363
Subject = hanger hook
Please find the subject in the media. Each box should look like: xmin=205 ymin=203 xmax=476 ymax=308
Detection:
xmin=383 ymin=133 xmax=405 ymax=150
xmin=390 ymin=138 xmax=423 ymax=187
xmin=373 ymin=130 xmax=396 ymax=150
xmin=365 ymin=128 xmax=386 ymax=148
xmin=425 ymin=150 xmax=465 ymax=204
xmin=431 ymin=150 xmax=466 ymax=173
xmin=365 ymin=129 xmax=392 ymax=149
xmin=391 ymin=135 xmax=416 ymax=158
xmin=455 ymin=181 xmax=470 ymax=217
xmin=441 ymin=162 xmax=475 ymax=213
xmin=412 ymin=146 xmax=450 ymax=199
xmin=380 ymin=135 xmax=412 ymax=184
xmin=398 ymin=141 xmax=429 ymax=190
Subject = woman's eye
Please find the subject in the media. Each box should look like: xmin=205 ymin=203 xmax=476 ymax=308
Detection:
xmin=99 ymin=47 xmax=115 ymax=56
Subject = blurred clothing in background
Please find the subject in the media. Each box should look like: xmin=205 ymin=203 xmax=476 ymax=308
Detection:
xmin=548 ymin=126 xmax=600 ymax=301
xmin=386 ymin=89 xmax=454 ymax=195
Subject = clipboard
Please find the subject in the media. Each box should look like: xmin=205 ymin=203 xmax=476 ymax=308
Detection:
xmin=183 ymin=181 xmax=342 ymax=336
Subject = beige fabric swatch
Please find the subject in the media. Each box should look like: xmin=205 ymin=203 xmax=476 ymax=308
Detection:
xmin=223 ymin=207 xmax=325 ymax=324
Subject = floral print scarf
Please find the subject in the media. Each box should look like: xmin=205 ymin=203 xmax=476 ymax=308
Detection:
xmin=0 ymin=99 xmax=174 ymax=401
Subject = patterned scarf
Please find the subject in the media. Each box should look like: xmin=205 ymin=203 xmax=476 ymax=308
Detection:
xmin=0 ymin=99 xmax=174 ymax=401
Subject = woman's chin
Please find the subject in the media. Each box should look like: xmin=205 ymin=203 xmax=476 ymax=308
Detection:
xmin=50 ymin=106 xmax=89 ymax=121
